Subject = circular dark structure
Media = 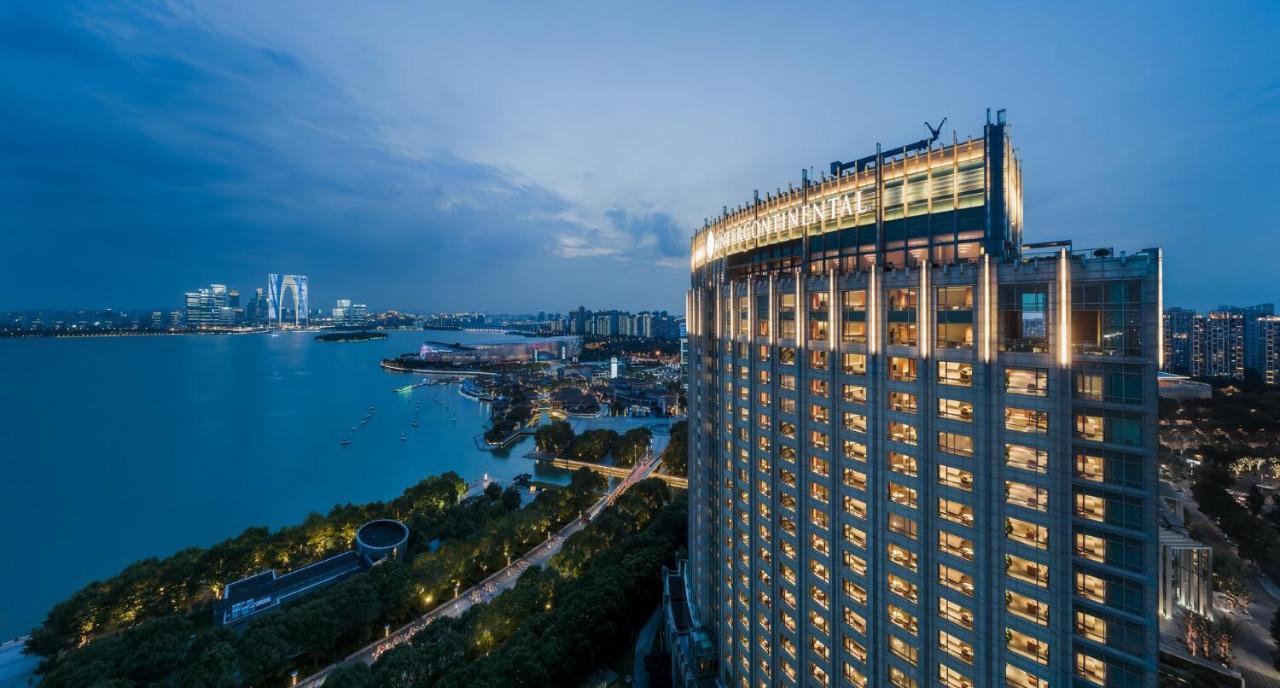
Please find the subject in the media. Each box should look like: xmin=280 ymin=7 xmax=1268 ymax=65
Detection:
xmin=356 ymin=519 xmax=409 ymax=563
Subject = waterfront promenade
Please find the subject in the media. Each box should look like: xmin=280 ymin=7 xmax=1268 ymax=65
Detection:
xmin=297 ymin=454 xmax=662 ymax=686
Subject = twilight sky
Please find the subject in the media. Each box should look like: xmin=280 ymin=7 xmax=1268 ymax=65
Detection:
xmin=2 ymin=2 xmax=1277 ymax=313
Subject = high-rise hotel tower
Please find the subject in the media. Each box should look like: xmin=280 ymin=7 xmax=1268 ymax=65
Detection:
xmin=676 ymin=111 xmax=1160 ymax=688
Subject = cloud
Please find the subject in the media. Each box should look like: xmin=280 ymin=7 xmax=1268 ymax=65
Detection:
xmin=0 ymin=1 xmax=686 ymax=311
xmin=551 ymin=207 xmax=689 ymax=268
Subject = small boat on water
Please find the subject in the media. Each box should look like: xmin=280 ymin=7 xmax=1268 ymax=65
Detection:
xmin=349 ymin=425 xmax=358 ymax=432
xmin=361 ymin=418 xmax=370 ymax=425
xmin=409 ymin=420 xmax=420 ymax=428
xmin=340 ymin=439 xmax=351 ymax=446
xmin=399 ymin=432 xmax=407 ymax=442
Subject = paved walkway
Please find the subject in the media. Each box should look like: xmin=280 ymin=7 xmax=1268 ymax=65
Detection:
xmin=299 ymin=455 xmax=661 ymax=686
xmin=1177 ymin=484 xmax=1280 ymax=685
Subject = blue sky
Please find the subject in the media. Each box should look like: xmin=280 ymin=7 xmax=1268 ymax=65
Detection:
xmin=1 ymin=2 xmax=1277 ymax=313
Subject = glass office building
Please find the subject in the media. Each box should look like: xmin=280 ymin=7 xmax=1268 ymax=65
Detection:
xmin=678 ymin=112 xmax=1160 ymax=688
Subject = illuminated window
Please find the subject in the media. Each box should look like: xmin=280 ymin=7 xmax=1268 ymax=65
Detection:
xmin=890 ymin=391 xmax=918 ymax=413
xmin=810 ymin=430 xmax=829 ymax=451
xmin=1076 ymin=452 xmax=1105 ymax=482
xmin=843 ymin=662 xmax=867 ymax=688
xmin=890 ymin=421 xmax=918 ymax=445
xmin=938 ymin=662 xmax=973 ymax=688
xmin=809 ymin=455 xmax=829 ymax=477
xmin=887 ymin=603 xmax=918 ymax=635
xmin=809 ymin=348 xmax=828 ymax=370
xmin=843 ymin=495 xmax=867 ymax=519
xmin=939 ymin=564 xmax=974 ymax=596
xmin=1006 ymin=517 xmax=1048 ymax=549
xmin=1005 ymin=663 xmax=1049 ymax=688
xmin=939 ymin=630 xmax=974 ymax=665
xmin=1076 ymin=532 xmax=1106 ymax=563
xmin=842 ymin=578 xmax=867 ymax=604
xmin=809 ymin=506 xmax=830 ymax=530
xmin=843 ymin=550 xmax=867 ymax=576
xmin=1006 ymin=481 xmax=1047 ymax=512
xmin=1006 ymin=554 xmax=1049 ymax=587
xmin=843 ymin=606 xmax=866 ymax=633
xmin=1006 ymin=590 xmax=1049 ymax=626
xmin=841 ymin=290 xmax=868 ymax=344
xmin=890 ymin=357 xmax=918 ymax=381
xmin=843 ymin=411 xmax=867 ymax=433
xmin=887 ymin=573 xmax=918 ymax=603
xmin=1005 ymin=443 xmax=1047 ymax=473
xmin=1005 ymin=407 xmax=1048 ymax=434
xmin=1075 ymin=492 xmax=1106 ymax=522
xmin=938 ymin=361 xmax=973 ymax=387
xmin=809 ymin=635 xmax=830 ymax=661
xmin=1075 ymin=571 xmax=1106 ymax=603
xmin=843 ymin=523 xmax=867 ymax=549
xmin=809 ymin=403 xmax=829 ymax=424
xmin=888 ymin=665 xmax=918 ymax=688
xmin=939 ymin=597 xmax=973 ymax=630
xmin=1075 ymin=652 xmax=1106 ymax=686
xmin=938 ymin=398 xmax=973 ymax=422
xmin=939 ymin=465 xmax=973 ymax=491
xmin=889 ymin=452 xmax=918 ymax=477
xmin=809 ymin=378 xmax=828 ymax=397
xmin=938 ymin=531 xmax=974 ymax=561
xmin=888 ymin=513 xmax=918 ymax=540
xmin=888 ymin=543 xmax=918 ymax=572
xmin=842 ymin=352 xmax=867 ymax=375
xmin=843 ymin=468 xmax=867 ymax=491
xmin=1075 ymin=609 xmax=1107 ymax=643
xmin=843 ymin=383 xmax=867 ymax=403
xmin=1005 ymin=367 xmax=1048 ymax=396
xmin=779 ymin=345 xmax=796 ymax=365
xmin=938 ymin=498 xmax=974 ymax=527
xmin=889 ymin=482 xmax=918 ymax=509
xmin=938 ymin=431 xmax=973 ymax=456
xmin=843 ymin=634 xmax=867 ymax=662
xmin=1006 ymin=628 xmax=1049 ymax=665
xmin=843 ymin=439 xmax=867 ymax=462
xmin=890 ymin=633 xmax=919 ymax=665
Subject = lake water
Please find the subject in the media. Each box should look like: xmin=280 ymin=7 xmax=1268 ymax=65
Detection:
xmin=0 ymin=330 xmax=654 ymax=644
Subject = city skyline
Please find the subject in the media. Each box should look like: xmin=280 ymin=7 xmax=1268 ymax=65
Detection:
xmin=2 ymin=2 xmax=1278 ymax=312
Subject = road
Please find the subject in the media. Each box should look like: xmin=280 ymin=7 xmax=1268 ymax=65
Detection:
xmin=1173 ymin=482 xmax=1280 ymax=687
xmin=298 ymin=454 xmax=662 ymax=686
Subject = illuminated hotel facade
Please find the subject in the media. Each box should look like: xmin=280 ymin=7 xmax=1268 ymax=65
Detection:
xmin=680 ymin=111 xmax=1161 ymax=688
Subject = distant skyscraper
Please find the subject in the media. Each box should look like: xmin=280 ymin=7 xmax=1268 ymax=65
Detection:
xmin=184 ymin=283 xmax=231 ymax=328
xmin=1203 ymin=310 xmax=1244 ymax=378
xmin=267 ymin=274 xmax=308 ymax=328
xmin=1162 ymin=307 xmax=1196 ymax=374
xmin=1241 ymin=303 xmax=1275 ymax=374
xmin=677 ymin=113 xmax=1159 ymax=688
xmin=1260 ymin=316 xmax=1280 ymax=385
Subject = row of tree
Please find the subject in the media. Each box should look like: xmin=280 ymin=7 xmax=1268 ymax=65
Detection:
xmin=28 ymin=473 xmax=467 ymax=662
xmin=35 ymin=470 xmax=607 ymax=687
xmin=533 ymin=420 xmax=654 ymax=467
xmin=324 ymin=480 xmax=687 ymax=688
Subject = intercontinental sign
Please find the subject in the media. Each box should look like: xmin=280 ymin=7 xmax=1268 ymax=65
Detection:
xmin=706 ymin=188 xmax=877 ymax=258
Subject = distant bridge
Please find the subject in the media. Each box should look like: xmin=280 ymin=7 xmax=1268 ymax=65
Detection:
xmin=530 ymin=454 xmax=688 ymax=489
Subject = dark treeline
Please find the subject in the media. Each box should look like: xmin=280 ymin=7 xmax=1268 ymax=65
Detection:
xmin=28 ymin=474 xmax=466 ymax=661
xmin=325 ymin=479 xmax=687 ymax=688
xmin=660 ymin=420 xmax=688 ymax=477
xmin=33 ymin=470 xmax=608 ymax=687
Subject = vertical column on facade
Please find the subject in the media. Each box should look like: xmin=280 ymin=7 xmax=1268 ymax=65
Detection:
xmin=917 ymin=262 xmax=937 ymax=688
xmin=976 ymin=255 xmax=999 ymax=685
xmin=1051 ymin=250 xmax=1073 ymax=683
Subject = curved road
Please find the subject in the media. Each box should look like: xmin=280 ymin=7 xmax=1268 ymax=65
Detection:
xmin=299 ymin=453 xmax=661 ymax=686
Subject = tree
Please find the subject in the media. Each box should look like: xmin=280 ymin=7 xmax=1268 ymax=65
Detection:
xmin=484 ymin=481 xmax=504 ymax=502
xmin=660 ymin=421 xmax=688 ymax=477
xmin=614 ymin=427 xmax=653 ymax=467
xmin=501 ymin=485 xmax=522 ymax=511
xmin=535 ymin=420 xmax=574 ymax=454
